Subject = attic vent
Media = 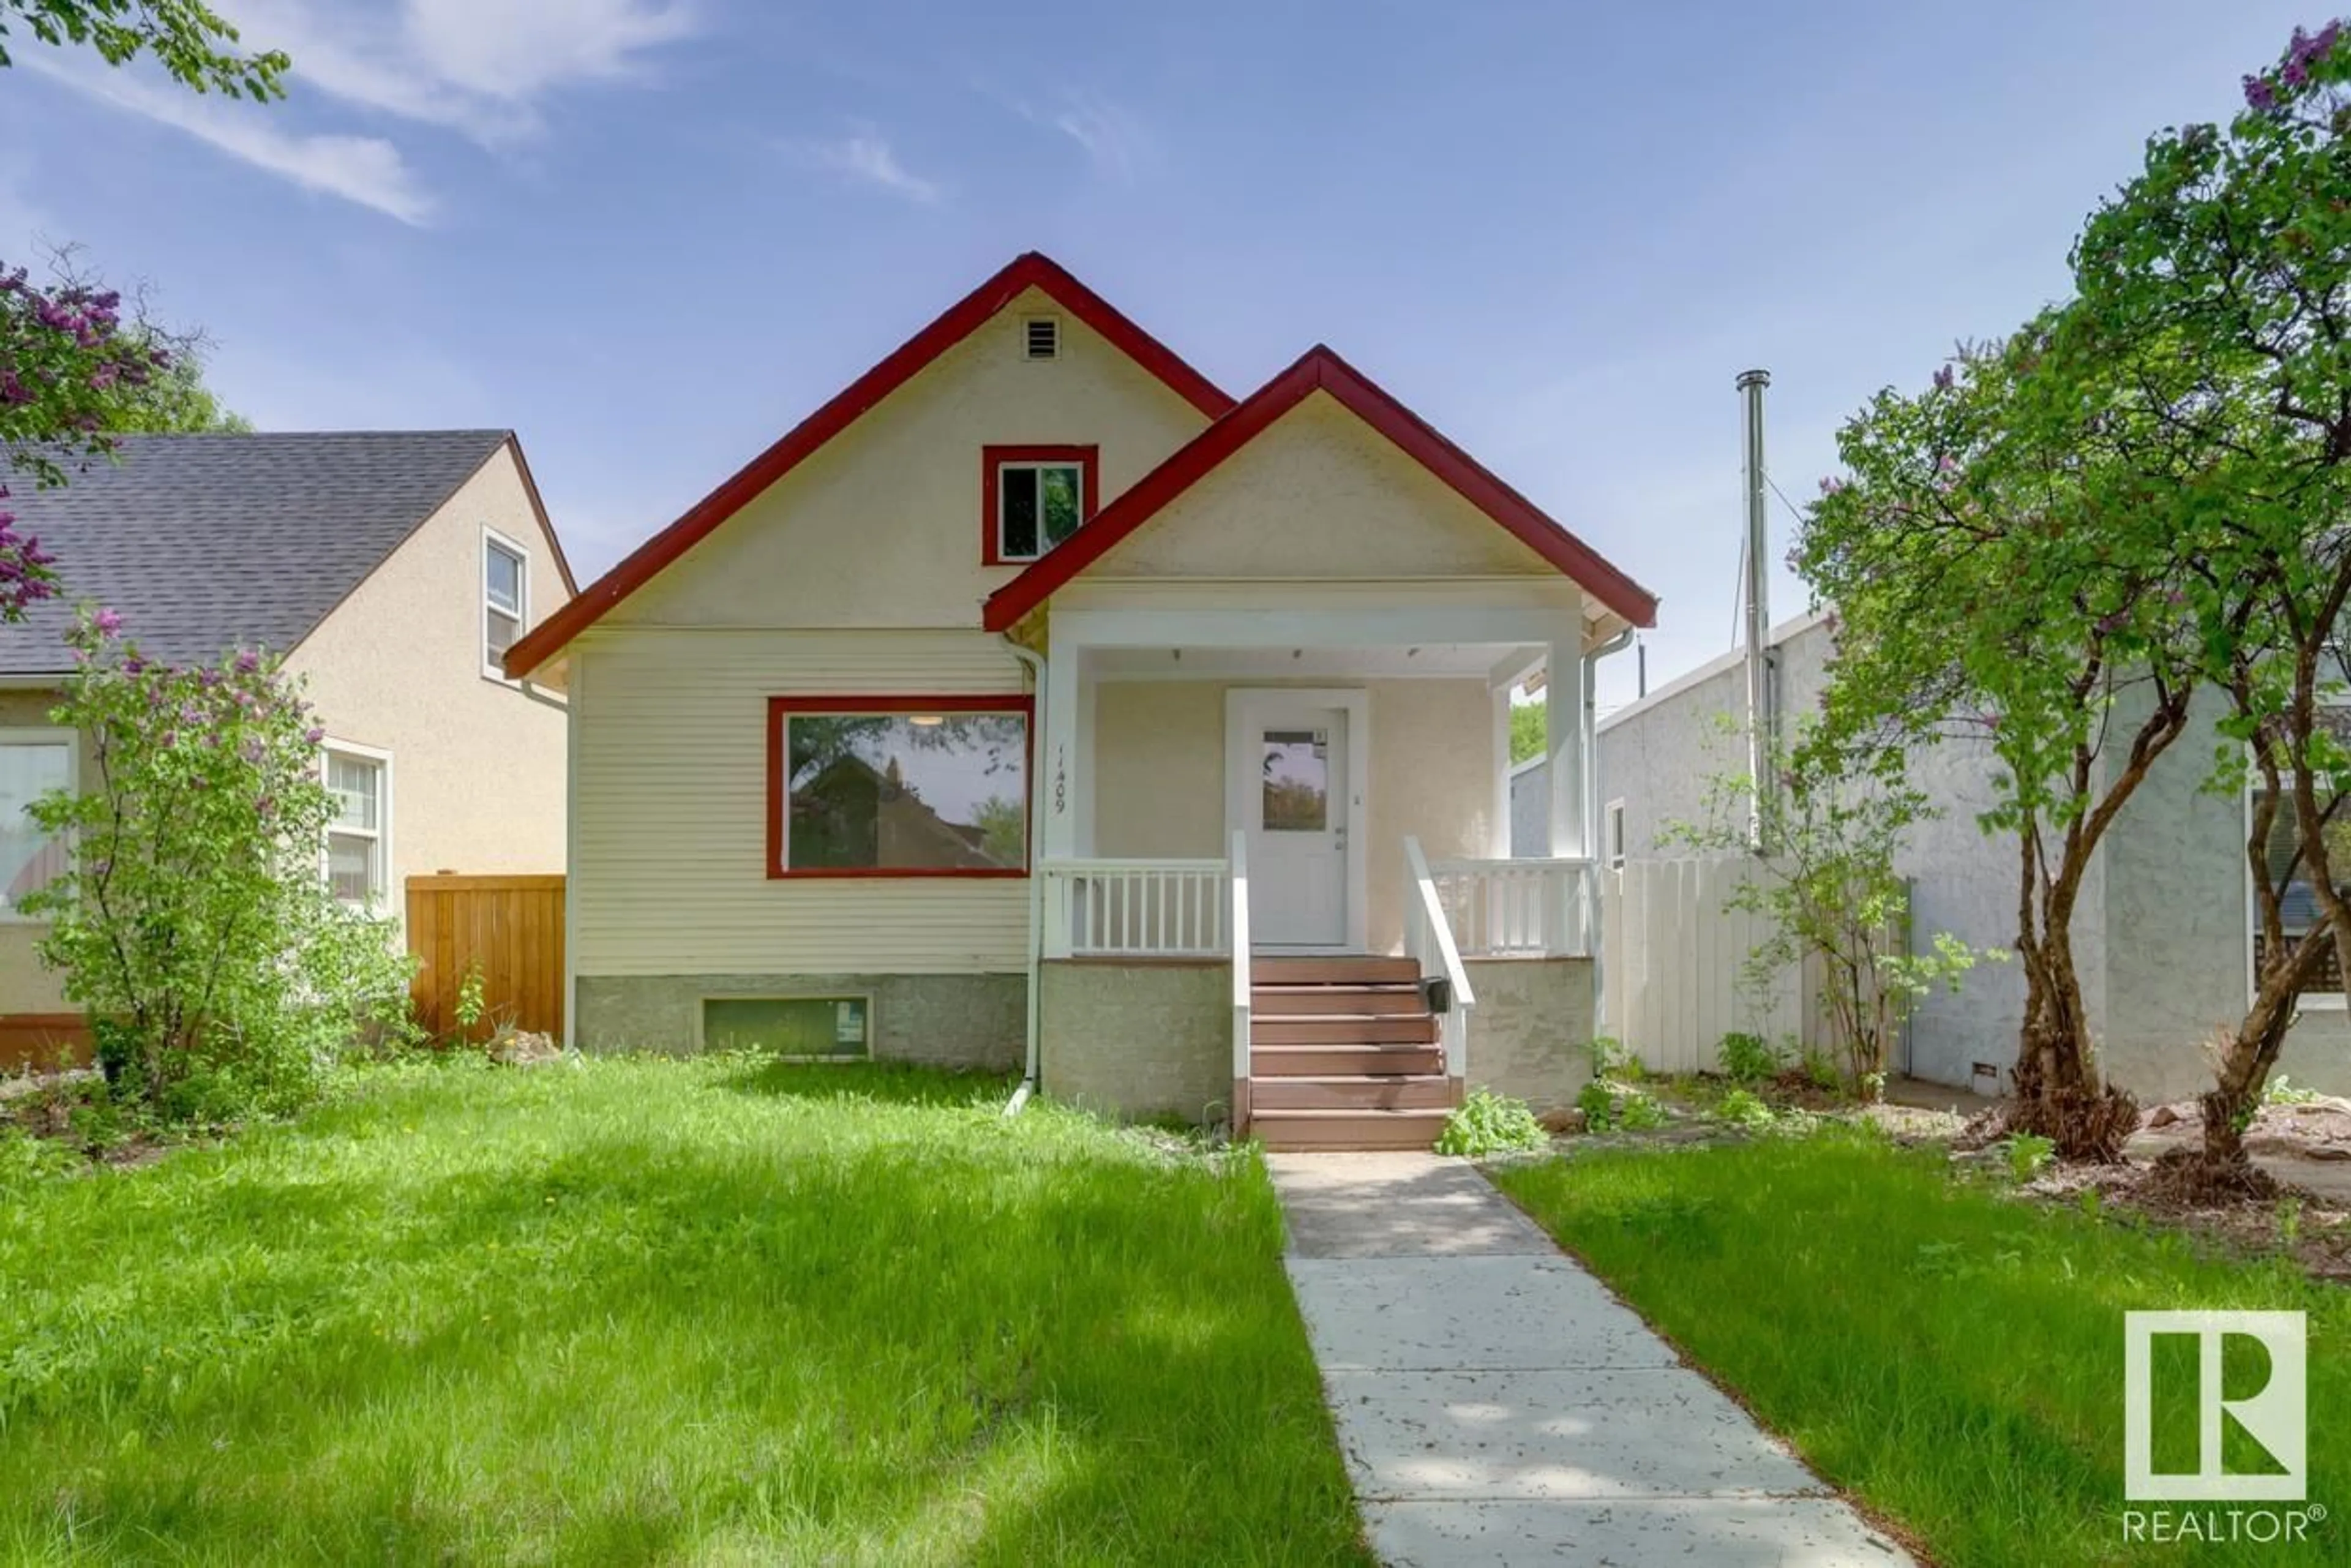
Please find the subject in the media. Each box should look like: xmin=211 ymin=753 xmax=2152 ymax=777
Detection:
xmin=1024 ymin=317 xmax=1060 ymax=361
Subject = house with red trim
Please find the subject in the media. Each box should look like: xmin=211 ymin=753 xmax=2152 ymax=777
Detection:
xmin=504 ymin=254 xmax=1657 ymax=1147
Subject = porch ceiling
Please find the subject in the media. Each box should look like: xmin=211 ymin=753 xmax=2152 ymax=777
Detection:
xmin=1086 ymin=643 xmax=1542 ymax=681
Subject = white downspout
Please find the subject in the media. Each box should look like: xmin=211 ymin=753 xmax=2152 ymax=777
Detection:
xmin=1583 ymin=626 xmax=1636 ymax=1044
xmin=1001 ymin=635 xmax=1048 ymax=1114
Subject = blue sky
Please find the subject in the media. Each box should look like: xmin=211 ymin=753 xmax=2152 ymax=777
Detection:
xmin=0 ymin=0 xmax=2320 ymax=708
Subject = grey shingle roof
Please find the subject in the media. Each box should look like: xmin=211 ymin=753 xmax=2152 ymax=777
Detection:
xmin=0 ymin=430 xmax=511 ymax=675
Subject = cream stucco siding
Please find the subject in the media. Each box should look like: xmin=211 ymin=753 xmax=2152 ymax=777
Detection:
xmin=608 ymin=290 xmax=1210 ymax=631
xmin=283 ymin=443 xmax=571 ymax=914
xmin=1091 ymin=677 xmax=1497 ymax=954
xmin=569 ymin=628 xmax=1032 ymax=975
xmin=1091 ymin=392 xmax=1562 ymax=581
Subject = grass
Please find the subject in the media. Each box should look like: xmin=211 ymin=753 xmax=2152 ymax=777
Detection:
xmin=1490 ymin=1129 xmax=2351 ymax=1568
xmin=0 ymin=1057 xmax=1367 ymax=1566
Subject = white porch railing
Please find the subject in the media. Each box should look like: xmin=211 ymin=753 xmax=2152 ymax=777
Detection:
xmin=1403 ymin=836 xmax=1475 ymax=1086
xmin=1431 ymin=857 xmax=1595 ymax=958
xmin=1229 ymin=831 xmax=1252 ymax=1128
xmin=1040 ymin=858 xmax=1230 ymax=958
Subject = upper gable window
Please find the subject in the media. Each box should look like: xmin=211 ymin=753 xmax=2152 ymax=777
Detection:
xmin=983 ymin=445 xmax=1098 ymax=565
xmin=483 ymin=529 xmax=528 ymax=678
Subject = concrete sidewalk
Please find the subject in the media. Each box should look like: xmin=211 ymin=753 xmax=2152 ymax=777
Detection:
xmin=1269 ymin=1152 xmax=1911 ymax=1566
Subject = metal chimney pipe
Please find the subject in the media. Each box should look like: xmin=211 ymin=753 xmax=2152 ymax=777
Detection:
xmin=1737 ymin=369 xmax=1772 ymax=849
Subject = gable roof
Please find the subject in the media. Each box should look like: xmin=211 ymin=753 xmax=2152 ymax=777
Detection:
xmin=0 ymin=430 xmax=530 ymax=676
xmin=503 ymin=252 xmax=1235 ymax=678
xmin=983 ymin=345 xmax=1660 ymax=633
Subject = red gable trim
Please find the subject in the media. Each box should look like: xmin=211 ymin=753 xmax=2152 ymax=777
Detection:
xmin=981 ymin=345 xmax=1661 ymax=634
xmin=504 ymin=253 xmax=1235 ymax=678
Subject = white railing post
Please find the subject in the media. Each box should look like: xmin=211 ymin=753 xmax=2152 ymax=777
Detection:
xmin=1229 ymin=830 xmax=1252 ymax=1134
xmin=1404 ymin=835 xmax=1475 ymax=1089
xmin=1033 ymin=857 xmax=1232 ymax=958
xmin=1426 ymin=855 xmax=1597 ymax=959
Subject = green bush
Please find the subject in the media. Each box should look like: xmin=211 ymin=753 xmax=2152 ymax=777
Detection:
xmin=2265 ymin=1074 xmax=2320 ymax=1106
xmin=1619 ymin=1090 xmax=1668 ymax=1131
xmin=1998 ymin=1133 xmax=2056 ymax=1184
xmin=1576 ymin=1079 xmax=1618 ymax=1133
xmin=24 ymin=610 xmax=419 ymax=1122
xmin=1717 ymin=1032 xmax=1783 ymax=1084
xmin=1716 ymin=1087 xmax=1776 ymax=1131
xmin=1436 ymin=1088 xmax=1548 ymax=1157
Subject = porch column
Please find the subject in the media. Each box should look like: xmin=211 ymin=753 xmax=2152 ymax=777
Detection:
xmin=1545 ymin=636 xmax=1586 ymax=860
xmin=1041 ymin=641 xmax=1081 ymax=862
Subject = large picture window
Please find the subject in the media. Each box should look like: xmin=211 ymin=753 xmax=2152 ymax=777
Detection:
xmin=768 ymin=697 xmax=1031 ymax=878
xmin=0 ymin=732 xmax=72 ymax=919
xmin=981 ymin=445 xmax=1097 ymax=565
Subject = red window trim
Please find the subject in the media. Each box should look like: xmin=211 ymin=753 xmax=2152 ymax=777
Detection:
xmin=981 ymin=445 xmax=1100 ymax=566
xmin=767 ymin=694 xmax=1035 ymax=880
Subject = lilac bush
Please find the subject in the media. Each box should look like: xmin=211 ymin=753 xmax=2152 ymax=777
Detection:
xmin=22 ymin=609 xmax=415 ymax=1119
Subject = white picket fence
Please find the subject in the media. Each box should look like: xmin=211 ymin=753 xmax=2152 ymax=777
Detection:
xmin=1600 ymin=855 xmax=1800 ymax=1075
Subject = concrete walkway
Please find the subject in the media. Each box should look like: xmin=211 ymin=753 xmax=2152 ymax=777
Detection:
xmin=1269 ymin=1152 xmax=1913 ymax=1566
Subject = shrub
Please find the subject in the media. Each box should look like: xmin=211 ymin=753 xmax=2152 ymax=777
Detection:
xmin=1576 ymin=1079 xmax=1618 ymax=1133
xmin=23 ymin=609 xmax=418 ymax=1120
xmin=1435 ymin=1089 xmax=1548 ymax=1157
xmin=1998 ymin=1133 xmax=2056 ymax=1184
xmin=2263 ymin=1074 xmax=2320 ymax=1107
xmin=1718 ymin=1031 xmax=1783 ymax=1084
xmin=1800 ymin=1047 xmax=1843 ymax=1094
xmin=1588 ymin=1034 xmax=1633 ymax=1079
xmin=1717 ymin=1087 xmax=1775 ymax=1131
xmin=1619 ymin=1090 xmax=1668 ymax=1131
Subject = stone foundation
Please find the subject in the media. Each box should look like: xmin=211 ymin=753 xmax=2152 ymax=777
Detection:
xmin=1463 ymin=956 xmax=1595 ymax=1112
xmin=574 ymin=972 xmax=1024 ymax=1070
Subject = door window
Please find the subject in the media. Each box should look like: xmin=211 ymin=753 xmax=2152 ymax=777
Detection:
xmin=1261 ymin=729 xmax=1329 ymax=832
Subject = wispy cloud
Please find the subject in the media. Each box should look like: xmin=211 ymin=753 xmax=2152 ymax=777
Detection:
xmin=1043 ymin=92 xmax=1150 ymax=183
xmin=24 ymin=0 xmax=696 ymax=219
xmin=983 ymin=83 xmax=1153 ymax=184
xmin=24 ymin=55 xmax=432 ymax=224
xmin=789 ymin=129 xmax=943 ymax=204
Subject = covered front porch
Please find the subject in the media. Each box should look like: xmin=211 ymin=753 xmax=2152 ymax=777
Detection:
xmin=1026 ymin=599 xmax=1610 ymax=1142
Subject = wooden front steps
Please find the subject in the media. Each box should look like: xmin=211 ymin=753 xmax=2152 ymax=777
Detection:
xmin=1245 ymin=955 xmax=1454 ymax=1152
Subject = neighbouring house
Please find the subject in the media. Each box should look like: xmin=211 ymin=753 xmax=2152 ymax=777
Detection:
xmin=502 ymin=252 xmax=1658 ymax=1147
xmin=1591 ymin=610 xmax=2351 ymax=1102
xmin=0 ymin=431 xmax=575 ymax=1067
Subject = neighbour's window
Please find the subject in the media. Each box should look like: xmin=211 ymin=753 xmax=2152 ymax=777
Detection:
xmin=769 ymin=699 xmax=1030 ymax=877
xmin=0 ymin=734 xmax=71 ymax=918
xmin=324 ymin=749 xmax=388 ymax=906
xmin=1606 ymin=798 xmax=1626 ymax=870
xmin=484 ymin=532 xmax=528 ymax=675
xmin=984 ymin=446 xmax=1096 ymax=563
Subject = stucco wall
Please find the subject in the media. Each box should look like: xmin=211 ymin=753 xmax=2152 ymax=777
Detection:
xmin=1090 ymin=677 xmax=1497 ymax=953
xmin=576 ymin=971 xmax=1022 ymax=1068
xmin=607 ymin=288 xmax=1209 ymax=631
xmin=1464 ymin=956 xmax=1593 ymax=1111
xmin=284 ymin=443 xmax=572 ymax=917
xmin=1038 ymin=959 xmax=1230 ymax=1124
xmin=1090 ymin=391 xmax=1560 ymax=581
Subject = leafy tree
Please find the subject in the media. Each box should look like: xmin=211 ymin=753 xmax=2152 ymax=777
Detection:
xmin=1797 ymin=324 xmax=2189 ymax=1155
xmin=23 ymin=609 xmax=412 ymax=1119
xmin=2066 ymin=19 xmax=2351 ymax=1169
xmin=0 ymin=0 xmax=285 ymax=97
xmin=1509 ymin=702 xmax=1544 ymax=765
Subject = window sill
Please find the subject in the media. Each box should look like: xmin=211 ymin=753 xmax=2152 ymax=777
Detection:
xmin=768 ymin=868 xmax=1029 ymax=882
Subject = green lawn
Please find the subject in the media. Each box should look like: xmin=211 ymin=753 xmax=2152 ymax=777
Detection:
xmin=1491 ymin=1131 xmax=2351 ymax=1567
xmin=0 ymin=1059 xmax=1368 ymax=1566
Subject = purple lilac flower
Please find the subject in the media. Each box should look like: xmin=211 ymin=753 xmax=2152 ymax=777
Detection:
xmin=92 ymin=607 xmax=123 ymax=638
xmin=2285 ymin=57 xmax=2311 ymax=88
xmin=1932 ymin=364 xmax=1955 ymax=391
xmin=233 ymin=650 xmax=260 ymax=675
xmin=2246 ymin=73 xmax=2280 ymax=111
xmin=304 ymin=726 xmax=325 ymax=745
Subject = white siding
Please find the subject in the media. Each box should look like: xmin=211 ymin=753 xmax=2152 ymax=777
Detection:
xmin=572 ymin=628 xmax=1032 ymax=975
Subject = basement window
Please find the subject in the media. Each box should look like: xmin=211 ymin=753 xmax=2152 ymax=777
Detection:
xmin=702 ymin=995 xmax=871 ymax=1060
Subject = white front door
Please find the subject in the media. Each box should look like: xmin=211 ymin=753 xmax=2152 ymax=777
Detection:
xmin=1244 ymin=704 xmax=1350 ymax=947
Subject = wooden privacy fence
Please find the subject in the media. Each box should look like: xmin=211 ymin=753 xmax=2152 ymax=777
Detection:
xmin=1601 ymin=855 xmax=1799 ymax=1075
xmin=407 ymin=874 xmax=564 ymax=1041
